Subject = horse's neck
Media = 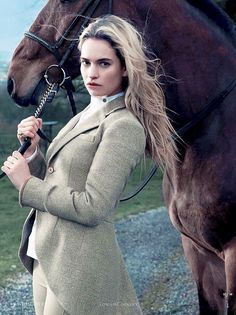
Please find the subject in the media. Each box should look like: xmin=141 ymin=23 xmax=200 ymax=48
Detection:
xmin=132 ymin=0 xmax=236 ymax=125
xmin=187 ymin=0 xmax=236 ymax=45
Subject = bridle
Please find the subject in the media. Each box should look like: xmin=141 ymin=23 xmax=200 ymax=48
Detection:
xmin=2 ymin=0 xmax=236 ymax=203
xmin=0 ymin=0 xmax=113 ymax=179
xmin=24 ymin=0 xmax=113 ymax=117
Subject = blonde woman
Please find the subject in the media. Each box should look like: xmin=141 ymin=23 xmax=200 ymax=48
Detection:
xmin=2 ymin=15 xmax=177 ymax=315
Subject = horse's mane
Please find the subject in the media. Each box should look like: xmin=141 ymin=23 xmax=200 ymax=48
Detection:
xmin=187 ymin=0 xmax=236 ymax=47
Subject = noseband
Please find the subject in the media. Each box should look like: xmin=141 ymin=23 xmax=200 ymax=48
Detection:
xmin=24 ymin=0 xmax=113 ymax=117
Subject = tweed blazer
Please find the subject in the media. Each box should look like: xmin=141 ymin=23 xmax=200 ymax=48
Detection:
xmin=18 ymin=96 xmax=146 ymax=315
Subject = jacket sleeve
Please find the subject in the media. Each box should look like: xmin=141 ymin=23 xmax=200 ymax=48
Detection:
xmin=19 ymin=119 xmax=146 ymax=226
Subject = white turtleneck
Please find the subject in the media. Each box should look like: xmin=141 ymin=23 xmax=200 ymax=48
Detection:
xmin=26 ymin=91 xmax=125 ymax=260
xmin=78 ymin=92 xmax=124 ymax=124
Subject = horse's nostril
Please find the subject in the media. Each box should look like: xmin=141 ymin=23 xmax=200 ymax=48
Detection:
xmin=7 ymin=77 xmax=14 ymax=96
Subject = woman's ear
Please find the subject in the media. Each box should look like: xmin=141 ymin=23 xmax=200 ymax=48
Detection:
xmin=122 ymin=67 xmax=127 ymax=77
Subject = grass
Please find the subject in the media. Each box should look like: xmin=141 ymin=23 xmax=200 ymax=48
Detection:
xmin=116 ymin=159 xmax=164 ymax=220
xmin=0 ymin=137 xmax=164 ymax=287
xmin=0 ymin=177 xmax=30 ymax=287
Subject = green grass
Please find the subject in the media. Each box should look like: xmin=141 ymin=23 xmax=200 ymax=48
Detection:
xmin=0 ymin=177 xmax=30 ymax=287
xmin=116 ymin=159 xmax=164 ymax=220
xmin=0 ymin=153 xmax=163 ymax=287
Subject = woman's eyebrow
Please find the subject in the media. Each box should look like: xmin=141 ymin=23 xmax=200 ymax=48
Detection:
xmin=97 ymin=58 xmax=112 ymax=62
xmin=80 ymin=57 xmax=89 ymax=61
xmin=80 ymin=57 xmax=112 ymax=62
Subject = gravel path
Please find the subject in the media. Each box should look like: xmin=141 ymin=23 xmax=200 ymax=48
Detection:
xmin=0 ymin=207 xmax=199 ymax=314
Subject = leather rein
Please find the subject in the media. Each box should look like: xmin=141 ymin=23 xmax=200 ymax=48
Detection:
xmin=2 ymin=0 xmax=236 ymax=203
xmin=0 ymin=0 xmax=112 ymax=179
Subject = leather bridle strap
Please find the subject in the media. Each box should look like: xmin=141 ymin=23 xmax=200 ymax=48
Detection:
xmin=24 ymin=0 xmax=98 ymax=63
xmin=24 ymin=0 xmax=113 ymax=118
xmin=24 ymin=0 xmax=113 ymax=66
xmin=176 ymin=78 xmax=236 ymax=138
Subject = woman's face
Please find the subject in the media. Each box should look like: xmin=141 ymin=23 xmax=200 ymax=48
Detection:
xmin=80 ymin=38 xmax=127 ymax=97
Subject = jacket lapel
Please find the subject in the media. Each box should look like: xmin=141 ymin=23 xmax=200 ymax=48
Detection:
xmin=47 ymin=97 xmax=126 ymax=163
xmin=46 ymin=108 xmax=86 ymax=161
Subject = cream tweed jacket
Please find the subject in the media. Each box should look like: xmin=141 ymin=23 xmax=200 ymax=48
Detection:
xmin=18 ymin=97 xmax=146 ymax=315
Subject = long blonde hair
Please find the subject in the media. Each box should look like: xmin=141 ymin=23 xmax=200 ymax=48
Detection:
xmin=79 ymin=15 xmax=178 ymax=170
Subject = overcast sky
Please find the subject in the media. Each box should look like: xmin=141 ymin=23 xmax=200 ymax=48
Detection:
xmin=0 ymin=0 xmax=47 ymax=62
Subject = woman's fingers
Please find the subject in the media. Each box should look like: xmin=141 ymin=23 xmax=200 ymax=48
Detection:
xmin=3 ymin=161 xmax=11 ymax=170
xmin=18 ymin=128 xmax=37 ymax=139
xmin=18 ymin=123 xmax=38 ymax=135
xmin=7 ymin=156 xmax=16 ymax=164
xmin=17 ymin=117 xmax=43 ymax=149
xmin=17 ymin=130 xmax=35 ymax=139
xmin=12 ymin=151 xmax=22 ymax=159
xmin=17 ymin=117 xmax=42 ymax=136
xmin=1 ymin=151 xmax=31 ymax=190
xmin=17 ymin=117 xmax=42 ymax=158
xmin=4 ymin=152 xmax=22 ymax=168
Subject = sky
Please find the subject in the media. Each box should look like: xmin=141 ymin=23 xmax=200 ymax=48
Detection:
xmin=0 ymin=0 xmax=47 ymax=63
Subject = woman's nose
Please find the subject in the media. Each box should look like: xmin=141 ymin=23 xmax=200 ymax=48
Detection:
xmin=88 ymin=65 xmax=98 ymax=79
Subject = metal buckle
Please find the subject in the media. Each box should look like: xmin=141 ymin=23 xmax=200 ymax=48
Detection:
xmin=44 ymin=64 xmax=67 ymax=86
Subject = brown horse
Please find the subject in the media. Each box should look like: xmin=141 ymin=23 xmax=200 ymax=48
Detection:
xmin=6 ymin=0 xmax=236 ymax=314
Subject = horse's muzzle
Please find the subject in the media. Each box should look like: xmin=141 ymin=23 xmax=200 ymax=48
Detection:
xmin=7 ymin=76 xmax=47 ymax=107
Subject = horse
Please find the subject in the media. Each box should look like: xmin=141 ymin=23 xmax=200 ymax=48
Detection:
xmin=6 ymin=0 xmax=236 ymax=313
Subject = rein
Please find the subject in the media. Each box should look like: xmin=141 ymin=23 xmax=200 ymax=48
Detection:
xmin=3 ymin=0 xmax=236 ymax=203
xmin=120 ymin=77 xmax=236 ymax=201
xmin=0 ymin=76 xmax=65 ymax=178
xmin=0 ymin=0 xmax=113 ymax=179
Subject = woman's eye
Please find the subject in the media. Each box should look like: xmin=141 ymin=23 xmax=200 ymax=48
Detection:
xmin=81 ymin=60 xmax=90 ymax=66
xmin=100 ymin=62 xmax=110 ymax=68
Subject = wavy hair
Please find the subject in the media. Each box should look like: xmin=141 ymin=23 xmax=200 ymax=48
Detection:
xmin=78 ymin=15 xmax=178 ymax=170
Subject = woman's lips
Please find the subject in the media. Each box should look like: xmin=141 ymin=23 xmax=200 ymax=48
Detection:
xmin=87 ymin=82 xmax=101 ymax=86
xmin=87 ymin=83 xmax=102 ymax=90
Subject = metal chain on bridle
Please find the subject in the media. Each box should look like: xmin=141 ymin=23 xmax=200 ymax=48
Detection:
xmin=0 ymin=0 xmax=111 ymax=179
xmin=1 ymin=0 xmax=236 ymax=205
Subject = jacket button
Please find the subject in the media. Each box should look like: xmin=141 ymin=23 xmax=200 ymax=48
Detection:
xmin=48 ymin=166 xmax=54 ymax=174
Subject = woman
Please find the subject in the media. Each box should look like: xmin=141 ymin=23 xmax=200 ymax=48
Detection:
xmin=2 ymin=15 xmax=177 ymax=315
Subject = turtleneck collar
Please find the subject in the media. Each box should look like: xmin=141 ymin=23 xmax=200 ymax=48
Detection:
xmin=90 ymin=91 xmax=125 ymax=109
xmin=77 ymin=92 xmax=125 ymax=126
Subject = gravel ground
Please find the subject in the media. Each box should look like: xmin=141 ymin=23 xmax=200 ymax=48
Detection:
xmin=0 ymin=207 xmax=199 ymax=315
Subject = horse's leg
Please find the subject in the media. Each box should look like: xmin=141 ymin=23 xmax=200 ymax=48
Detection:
xmin=182 ymin=234 xmax=225 ymax=315
xmin=223 ymin=237 xmax=236 ymax=314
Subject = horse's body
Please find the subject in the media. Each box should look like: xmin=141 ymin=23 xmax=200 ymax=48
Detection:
xmin=6 ymin=0 xmax=236 ymax=313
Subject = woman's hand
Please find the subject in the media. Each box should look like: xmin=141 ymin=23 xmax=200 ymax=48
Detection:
xmin=17 ymin=116 xmax=42 ymax=158
xmin=1 ymin=151 xmax=31 ymax=190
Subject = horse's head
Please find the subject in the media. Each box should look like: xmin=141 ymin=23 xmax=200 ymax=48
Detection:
xmin=7 ymin=0 xmax=113 ymax=107
xmin=7 ymin=0 xmax=236 ymax=123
